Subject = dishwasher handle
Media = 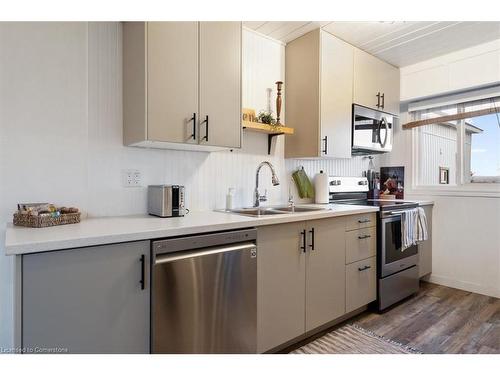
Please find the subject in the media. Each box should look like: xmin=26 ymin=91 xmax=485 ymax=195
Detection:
xmin=154 ymin=242 xmax=256 ymax=265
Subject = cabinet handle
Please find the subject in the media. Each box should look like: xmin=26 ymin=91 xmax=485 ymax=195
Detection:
xmin=358 ymin=234 xmax=371 ymax=240
xmin=322 ymin=136 xmax=328 ymax=155
xmin=358 ymin=265 xmax=371 ymax=272
xmin=201 ymin=115 xmax=209 ymax=142
xmin=358 ymin=218 xmax=371 ymax=224
xmin=140 ymin=254 xmax=145 ymax=290
xmin=309 ymin=227 xmax=315 ymax=250
xmin=376 ymin=92 xmax=381 ymax=108
xmin=381 ymin=93 xmax=385 ymax=109
xmin=300 ymin=230 xmax=306 ymax=253
xmin=189 ymin=113 xmax=196 ymax=140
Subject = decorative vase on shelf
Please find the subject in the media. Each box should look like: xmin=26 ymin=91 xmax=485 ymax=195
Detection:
xmin=275 ymin=81 xmax=283 ymax=126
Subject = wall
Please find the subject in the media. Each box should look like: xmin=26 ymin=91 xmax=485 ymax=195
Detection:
xmin=413 ymin=194 xmax=500 ymax=298
xmin=400 ymin=38 xmax=500 ymax=101
xmin=0 ymin=22 xmax=372 ymax=349
xmin=382 ymin=43 xmax=500 ymax=298
xmin=0 ymin=22 xmax=90 ymax=350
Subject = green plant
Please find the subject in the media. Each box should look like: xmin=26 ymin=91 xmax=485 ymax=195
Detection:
xmin=257 ymin=111 xmax=276 ymax=125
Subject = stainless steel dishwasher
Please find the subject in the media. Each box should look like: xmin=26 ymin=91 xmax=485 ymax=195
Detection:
xmin=151 ymin=228 xmax=257 ymax=354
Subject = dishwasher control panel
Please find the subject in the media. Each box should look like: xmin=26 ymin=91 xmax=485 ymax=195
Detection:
xmin=153 ymin=228 xmax=257 ymax=255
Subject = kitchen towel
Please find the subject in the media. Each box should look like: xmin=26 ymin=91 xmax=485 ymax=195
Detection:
xmin=292 ymin=168 xmax=314 ymax=199
xmin=401 ymin=207 xmax=428 ymax=251
xmin=416 ymin=207 xmax=428 ymax=242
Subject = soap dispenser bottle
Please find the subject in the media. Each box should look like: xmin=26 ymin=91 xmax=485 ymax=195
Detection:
xmin=226 ymin=188 xmax=235 ymax=210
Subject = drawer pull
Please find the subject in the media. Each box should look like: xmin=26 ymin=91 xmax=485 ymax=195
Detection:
xmin=358 ymin=265 xmax=371 ymax=272
xmin=309 ymin=227 xmax=315 ymax=250
xmin=358 ymin=234 xmax=371 ymax=240
xmin=358 ymin=218 xmax=371 ymax=224
xmin=140 ymin=254 xmax=145 ymax=290
xmin=300 ymin=230 xmax=306 ymax=253
xmin=201 ymin=115 xmax=209 ymax=142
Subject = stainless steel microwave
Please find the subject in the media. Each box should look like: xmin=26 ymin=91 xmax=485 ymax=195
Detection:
xmin=352 ymin=104 xmax=395 ymax=155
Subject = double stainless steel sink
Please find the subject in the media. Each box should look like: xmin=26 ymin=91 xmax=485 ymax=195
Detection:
xmin=225 ymin=205 xmax=329 ymax=217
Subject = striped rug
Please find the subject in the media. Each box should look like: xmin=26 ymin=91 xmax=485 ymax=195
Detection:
xmin=291 ymin=324 xmax=422 ymax=354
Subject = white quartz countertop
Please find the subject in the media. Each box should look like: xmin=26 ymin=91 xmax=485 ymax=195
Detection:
xmin=4 ymin=204 xmax=379 ymax=255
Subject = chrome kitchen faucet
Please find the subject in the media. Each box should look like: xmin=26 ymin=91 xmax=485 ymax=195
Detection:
xmin=254 ymin=161 xmax=280 ymax=207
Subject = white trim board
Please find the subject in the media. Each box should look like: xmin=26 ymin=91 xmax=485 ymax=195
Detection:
xmin=428 ymin=274 xmax=500 ymax=299
xmin=408 ymin=85 xmax=500 ymax=111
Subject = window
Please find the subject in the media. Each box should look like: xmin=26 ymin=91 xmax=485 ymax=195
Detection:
xmin=409 ymin=92 xmax=500 ymax=187
xmin=464 ymin=116 xmax=500 ymax=184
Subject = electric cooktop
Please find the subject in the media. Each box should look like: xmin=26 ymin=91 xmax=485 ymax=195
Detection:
xmin=333 ymin=199 xmax=418 ymax=211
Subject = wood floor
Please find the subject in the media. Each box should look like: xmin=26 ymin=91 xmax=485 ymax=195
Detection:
xmin=352 ymin=281 xmax=500 ymax=354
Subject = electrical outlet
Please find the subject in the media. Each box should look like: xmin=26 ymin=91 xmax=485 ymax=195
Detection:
xmin=122 ymin=169 xmax=141 ymax=187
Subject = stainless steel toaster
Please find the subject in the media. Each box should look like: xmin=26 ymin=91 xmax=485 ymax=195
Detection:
xmin=148 ymin=185 xmax=185 ymax=217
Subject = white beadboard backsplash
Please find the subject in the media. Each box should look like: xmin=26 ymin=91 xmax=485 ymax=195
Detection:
xmin=286 ymin=157 xmax=375 ymax=180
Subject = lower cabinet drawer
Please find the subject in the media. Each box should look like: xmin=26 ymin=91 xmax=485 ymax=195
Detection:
xmin=345 ymin=213 xmax=376 ymax=231
xmin=346 ymin=257 xmax=376 ymax=313
xmin=345 ymin=226 xmax=376 ymax=264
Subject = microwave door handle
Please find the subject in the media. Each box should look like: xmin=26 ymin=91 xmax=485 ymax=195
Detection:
xmin=379 ymin=117 xmax=388 ymax=148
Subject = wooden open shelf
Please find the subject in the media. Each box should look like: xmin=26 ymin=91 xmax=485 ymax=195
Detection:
xmin=242 ymin=120 xmax=294 ymax=154
xmin=242 ymin=108 xmax=294 ymax=154
xmin=242 ymin=120 xmax=294 ymax=135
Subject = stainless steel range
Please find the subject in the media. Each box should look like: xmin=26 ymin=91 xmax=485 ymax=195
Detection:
xmin=329 ymin=176 xmax=420 ymax=310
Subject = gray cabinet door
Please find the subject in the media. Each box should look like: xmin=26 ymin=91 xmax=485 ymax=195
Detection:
xmin=345 ymin=256 xmax=377 ymax=312
xmin=353 ymin=48 xmax=400 ymax=115
xmin=147 ymin=22 xmax=199 ymax=144
xmin=305 ymin=218 xmax=346 ymax=331
xmin=320 ymin=31 xmax=354 ymax=159
xmin=257 ymin=222 xmax=306 ymax=353
xmin=22 ymin=241 xmax=150 ymax=353
xmin=199 ymin=22 xmax=242 ymax=148
xmin=418 ymin=205 xmax=433 ymax=278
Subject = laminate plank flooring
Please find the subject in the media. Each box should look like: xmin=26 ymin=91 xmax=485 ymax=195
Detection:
xmin=353 ymin=282 xmax=500 ymax=354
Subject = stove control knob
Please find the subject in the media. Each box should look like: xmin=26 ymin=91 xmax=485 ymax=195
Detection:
xmin=337 ymin=180 xmax=341 ymax=185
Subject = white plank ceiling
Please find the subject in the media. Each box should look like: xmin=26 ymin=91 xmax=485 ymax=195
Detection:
xmin=243 ymin=21 xmax=500 ymax=67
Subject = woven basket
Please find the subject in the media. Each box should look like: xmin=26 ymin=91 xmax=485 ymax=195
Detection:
xmin=13 ymin=212 xmax=81 ymax=228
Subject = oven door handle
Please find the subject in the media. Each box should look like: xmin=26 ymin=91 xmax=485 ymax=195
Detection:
xmin=383 ymin=209 xmax=412 ymax=216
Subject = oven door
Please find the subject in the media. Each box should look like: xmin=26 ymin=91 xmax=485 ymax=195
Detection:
xmin=352 ymin=105 xmax=393 ymax=154
xmin=380 ymin=214 xmax=418 ymax=278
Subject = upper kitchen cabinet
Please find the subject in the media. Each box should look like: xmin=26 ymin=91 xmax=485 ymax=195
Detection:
xmin=199 ymin=22 xmax=242 ymax=148
xmin=146 ymin=22 xmax=199 ymax=145
xmin=123 ymin=22 xmax=242 ymax=151
xmin=285 ymin=29 xmax=401 ymax=158
xmin=285 ymin=29 xmax=354 ymax=159
xmin=353 ymin=48 xmax=400 ymax=115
